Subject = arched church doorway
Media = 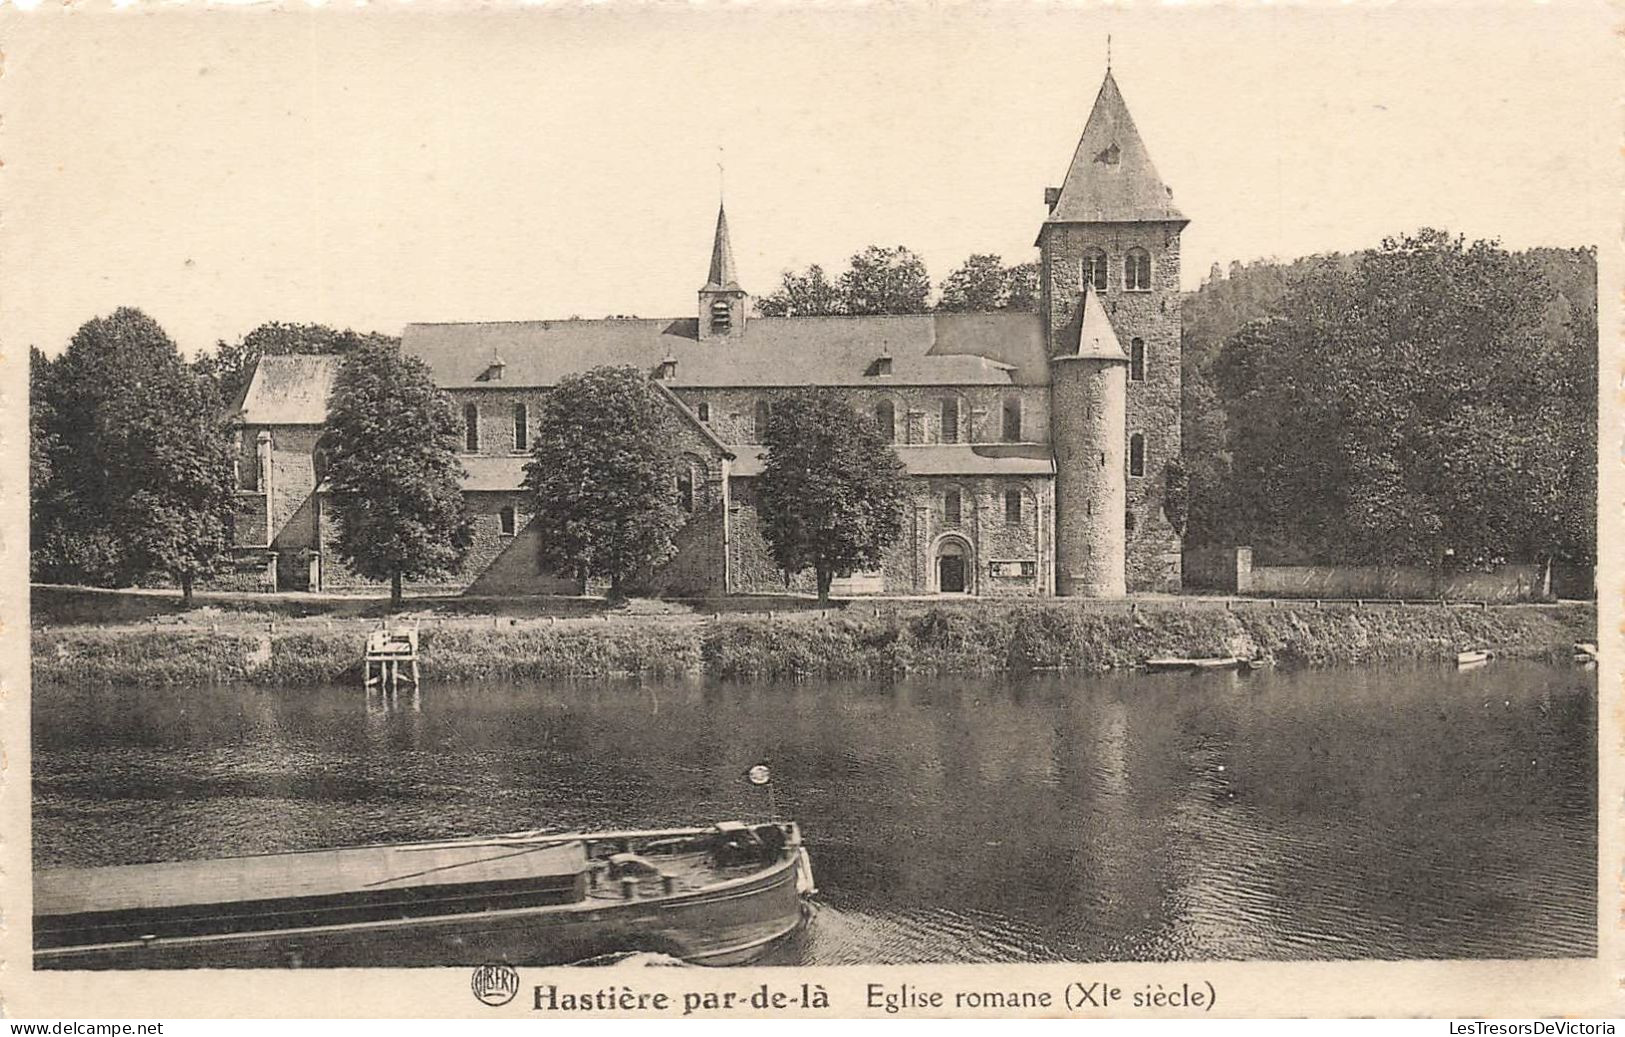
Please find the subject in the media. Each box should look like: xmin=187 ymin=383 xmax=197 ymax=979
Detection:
xmin=935 ymin=536 xmax=973 ymax=595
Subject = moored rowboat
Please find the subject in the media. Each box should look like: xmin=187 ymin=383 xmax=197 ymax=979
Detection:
xmin=35 ymin=821 xmax=815 ymax=970
xmin=1456 ymin=650 xmax=1492 ymax=666
xmin=1144 ymin=656 xmax=1249 ymax=672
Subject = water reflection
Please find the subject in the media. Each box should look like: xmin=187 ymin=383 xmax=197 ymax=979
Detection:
xmin=32 ymin=661 xmax=1595 ymax=962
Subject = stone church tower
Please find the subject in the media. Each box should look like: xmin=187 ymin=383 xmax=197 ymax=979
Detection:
xmin=1041 ymin=69 xmax=1186 ymax=594
xmin=699 ymin=202 xmax=749 ymax=341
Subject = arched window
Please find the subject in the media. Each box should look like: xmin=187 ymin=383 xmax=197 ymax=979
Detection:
xmin=1130 ymin=338 xmax=1146 ymax=382
xmin=676 ymin=465 xmax=695 ymax=513
xmin=1125 ymin=248 xmax=1152 ymax=292
xmin=1002 ymin=397 xmax=1022 ymax=442
xmin=874 ymin=399 xmax=896 ymax=443
xmin=1129 ymin=433 xmax=1146 ymax=477
xmin=312 ymin=433 xmax=335 ymax=487
xmin=513 ymin=403 xmax=529 ymax=452
xmin=499 ymin=506 xmax=516 ymax=536
xmin=463 ymin=403 xmax=480 ymax=453
xmin=944 ymin=488 xmax=962 ymax=527
xmin=754 ymin=400 xmax=772 ymax=443
xmin=697 ymin=402 xmax=711 ymax=422
xmin=1004 ymin=488 xmax=1023 ymax=524
xmin=940 ymin=398 xmax=959 ymax=444
xmin=1082 ymin=248 xmax=1108 ymax=292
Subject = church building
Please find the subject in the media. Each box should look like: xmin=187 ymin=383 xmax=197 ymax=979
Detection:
xmin=226 ymin=69 xmax=1186 ymax=598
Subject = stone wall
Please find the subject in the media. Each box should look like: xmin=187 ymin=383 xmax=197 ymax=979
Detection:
xmin=1229 ymin=547 xmax=1550 ymax=603
xmin=1049 ymin=361 xmax=1126 ymax=596
xmin=729 ymin=474 xmax=1052 ymax=597
xmin=669 ymin=385 xmax=1050 ymax=446
xmin=267 ymin=425 xmax=325 ymax=590
xmin=446 ymin=387 xmax=549 ymax=456
xmin=1039 ymin=220 xmax=1184 ymax=592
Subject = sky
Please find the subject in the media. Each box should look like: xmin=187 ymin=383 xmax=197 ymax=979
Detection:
xmin=4 ymin=3 xmax=1616 ymax=358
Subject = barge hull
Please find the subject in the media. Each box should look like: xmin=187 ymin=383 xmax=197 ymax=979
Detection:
xmin=37 ymin=850 xmax=804 ymax=970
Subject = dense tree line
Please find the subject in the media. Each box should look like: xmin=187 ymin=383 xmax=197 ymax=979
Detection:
xmin=31 ymin=309 xmax=236 ymax=602
xmin=30 ymin=314 xmax=471 ymax=605
xmin=1182 ymin=231 xmax=1596 ymax=569
xmin=755 ymin=247 xmax=1038 ymax=317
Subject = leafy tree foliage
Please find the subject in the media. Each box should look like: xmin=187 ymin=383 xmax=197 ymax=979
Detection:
xmin=30 ymin=346 xmax=57 ymax=524
xmin=756 ymin=389 xmax=909 ymax=605
xmin=937 ymin=254 xmax=1040 ymax=313
xmin=1202 ymin=231 xmax=1595 ymax=568
xmin=755 ymin=264 xmax=846 ymax=317
xmin=324 ymin=338 xmax=472 ymax=606
xmin=31 ymin=308 xmax=236 ymax=601
xmin=522 ymin=366 xmax=684 ymax=602
xmin=937 ymin=253 xmax=1009 ymax=312
xmin=840 ymin=245 xmax=932 ymax=315
xmin=1004 ymin=262 xmax=1040 ymax=312
xmin=211 ymin=322 xmax=390 ymax=409
xmin=757 ymin=246 xmax=932 ymax=317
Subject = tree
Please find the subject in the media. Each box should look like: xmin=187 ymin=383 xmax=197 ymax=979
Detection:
xmin=1209 ymin=231 xmax=1595 ymax=569
xmin=839 ymin=245 xmax=932 ymax=315
xmin=755 ymin=264 xmax=846 ymax=317
xmin=324 ymin=338 xmax=472 ymax=607
xmin=30 ymin=347 xmax=57 ymax=528
xmin=937 ymin=253 xmax=1010 ymax=312
xmin=522 ymin=366 xmax=684 ymax=603
xmin=1004 ymin=262 xmax=1040 ymax=312
xmin=936 ymin=254 xmax=1041 ymax=313
xmin=32 ymin=308 xmax=236 ymax=602
xmin=756 ymin=389 xmax=909 ymax=605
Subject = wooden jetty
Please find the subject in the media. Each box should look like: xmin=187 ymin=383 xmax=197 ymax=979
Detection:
xmin=365 ymin=623 xmax=419 ymax=689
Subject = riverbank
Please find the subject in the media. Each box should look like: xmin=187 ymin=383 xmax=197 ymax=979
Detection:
xmin=31 ymin=592 xmax=1596 ymax=687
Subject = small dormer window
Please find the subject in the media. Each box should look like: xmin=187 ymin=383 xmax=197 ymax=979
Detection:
xmin=710 ymin=299 xmax=732 ymax=334
xmin=874 ymin=353 xmax=893 ymax=377
xmin=657 ymin=355 xmax=678 ymax=380
xmin=486 ymin=353 xmax=506 ymax=381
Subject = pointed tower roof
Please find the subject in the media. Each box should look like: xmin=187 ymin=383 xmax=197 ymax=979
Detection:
xmin=1045 ymin=70 xmax=1185 ymax=226
xmin=1052 ymin=285 xmax=1129 ymax=363
xmin=703 ymin=202 xmax=742 ymax=291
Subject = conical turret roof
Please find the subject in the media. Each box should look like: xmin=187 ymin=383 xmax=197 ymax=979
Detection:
xmin=1045 ymin=70 xmax=1185 ymax=226
xmin=1052 ymin=285 xmax=1128 ymax=363
xmin=703 ymin=202 xmax=742 ymax=291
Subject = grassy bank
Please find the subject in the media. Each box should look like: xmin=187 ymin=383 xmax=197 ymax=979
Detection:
xmin=32 ymin=599 xmax=1596 ymax=688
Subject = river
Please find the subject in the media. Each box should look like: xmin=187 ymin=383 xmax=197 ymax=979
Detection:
xmin=32 ymin=660 xmax=1595 ymax=962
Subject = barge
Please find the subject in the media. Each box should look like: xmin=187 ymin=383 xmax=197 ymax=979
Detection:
xmin=35 ymin=821 xmax=815 ymax=969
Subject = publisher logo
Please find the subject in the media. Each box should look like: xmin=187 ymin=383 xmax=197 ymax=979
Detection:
xmin=471 ymin=963 xmax=520 ymax=1007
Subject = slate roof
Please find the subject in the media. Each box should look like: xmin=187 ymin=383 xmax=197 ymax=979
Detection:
xmin=1045 ymin=70 xmax=1185 ymax=227
xmin=402 ymin=311 xmax=1051 ymax=389
xmin=1052 ymin=286 xmax=1129 ymax=363
xmin=731 ymin=443 xmax=1055 ymax=479
xmin=231 ymin=354 xmax=340 ymax=425
xmin=703 ymin=203 xmax=741 ymax=291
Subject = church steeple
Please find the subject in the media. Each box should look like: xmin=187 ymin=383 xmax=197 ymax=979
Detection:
xmin=699 ymin=201 xmax=748 ymax=341
xmin=704 ymin=203 xmax=741 ymax=291
xmin=1043 ymin=70 xmax=1185 ymax=227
